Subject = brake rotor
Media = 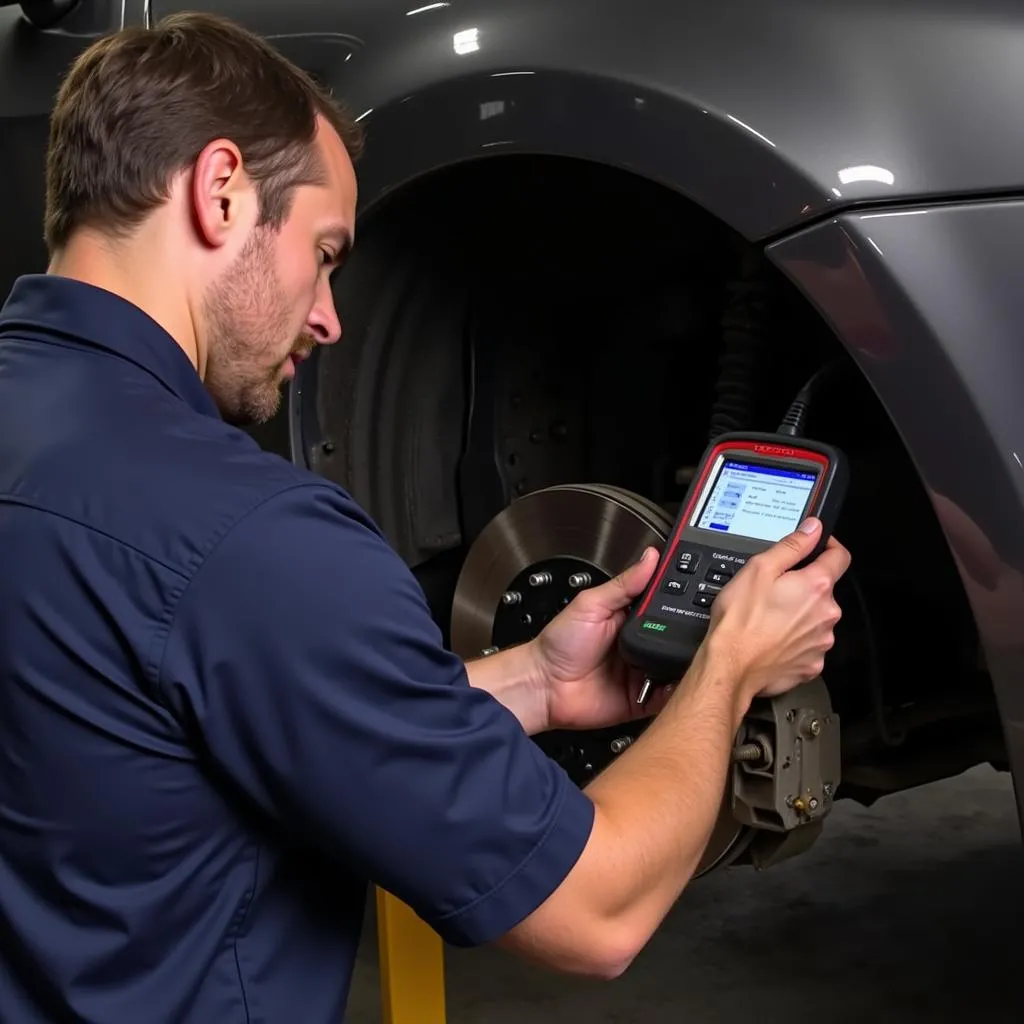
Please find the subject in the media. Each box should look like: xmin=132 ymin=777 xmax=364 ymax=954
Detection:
xmin=450 ymin=483 xmax=670 ymax=656
xmin=449 ymin=482 xmax=752 ymax=877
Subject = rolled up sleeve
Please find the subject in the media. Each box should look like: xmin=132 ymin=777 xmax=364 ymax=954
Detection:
xmin=156 ymin=482 xmax=595 ymax=946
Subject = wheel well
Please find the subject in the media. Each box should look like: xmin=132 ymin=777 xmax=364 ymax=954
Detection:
xmin=301 ymin=152 xmax=1004 ymax=799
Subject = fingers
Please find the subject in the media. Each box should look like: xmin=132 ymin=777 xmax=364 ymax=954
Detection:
xmin=786 ymin=535 xmax=851 ymax=592
xmin=587 ymin=546 xmax=660 ymax=613
xmin=812 ymin=536 xmax=852 ymax=584
xmin=751 ymin=517 xmax=823 ymax=575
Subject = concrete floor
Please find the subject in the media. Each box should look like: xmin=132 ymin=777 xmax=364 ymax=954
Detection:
xmin=345 ymin=764 xmax=1023 ymax=1023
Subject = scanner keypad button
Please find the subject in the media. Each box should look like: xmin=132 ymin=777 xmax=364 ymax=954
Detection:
xmin=676 ymin=549 xmax=700 ymax=573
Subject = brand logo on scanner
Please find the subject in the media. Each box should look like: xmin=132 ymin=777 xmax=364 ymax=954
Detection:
xmin=752 ymin=443 xmax=800 ymax=456
xmin=642 ymin=621 xmax=667 ymax=632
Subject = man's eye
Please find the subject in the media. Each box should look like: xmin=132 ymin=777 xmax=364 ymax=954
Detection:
xmin=320 ymin=248 xmax=334 ymax=266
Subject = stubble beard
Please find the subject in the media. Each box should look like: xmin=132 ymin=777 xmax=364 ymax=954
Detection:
xmin=201 ymin=228 xmax=304 ymax=427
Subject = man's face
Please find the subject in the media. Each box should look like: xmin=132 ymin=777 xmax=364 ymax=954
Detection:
xmin=200 ymin=118 xmax=356 ymax=425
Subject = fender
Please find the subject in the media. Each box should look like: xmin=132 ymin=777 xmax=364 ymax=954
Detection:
xmin=160 ymin=0 xmax=1024 ymax=239
xmin=767 ymin=200 xmax=1024 ymax=827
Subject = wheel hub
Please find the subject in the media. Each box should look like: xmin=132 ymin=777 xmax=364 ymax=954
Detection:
xmin=491 ymin=555 xmax=609 ymax=651
xmin=449 ymin=482 xmax=753 ymax=876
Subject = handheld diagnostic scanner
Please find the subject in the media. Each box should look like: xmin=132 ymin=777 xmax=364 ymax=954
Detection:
xmin=618 ymin=430 xmax=848 ymax=698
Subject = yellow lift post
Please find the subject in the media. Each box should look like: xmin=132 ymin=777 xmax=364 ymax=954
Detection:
xmin=376 ymin=887 xmax=447 ymax=1024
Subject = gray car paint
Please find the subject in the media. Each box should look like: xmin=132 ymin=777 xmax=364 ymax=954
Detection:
xmin=152 ymin=0 xmax=1024 ymax=240
xmin=768 ymin=202 xmax=1024 ymax=829
xmin=2 ymin=0 xmax=1023 ymax=826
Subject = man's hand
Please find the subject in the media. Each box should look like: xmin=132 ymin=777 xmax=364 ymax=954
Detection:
xmin=529 ymin=546 xmax=670 ymax=732
xmin=704 ymin=517 xmax=851 ymax=703
xmin=528 ymin=517 xmax=851 ymax=733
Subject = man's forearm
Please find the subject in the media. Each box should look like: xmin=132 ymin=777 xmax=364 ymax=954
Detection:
xmin=498 ymin=637 xmax=748 ymax=975
xmin=464 ymin=642 xmax=549 ymax=735
xmin=580 ymin=640 xmax=746 ymax=941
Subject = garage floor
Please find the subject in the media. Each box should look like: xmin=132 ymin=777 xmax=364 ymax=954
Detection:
xmin=344 ymin=764 xmax=1021 ymax=1023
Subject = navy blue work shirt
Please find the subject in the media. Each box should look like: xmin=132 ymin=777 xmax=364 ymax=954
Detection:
xmin=0 ymin=275 xmax=595 ymax=1023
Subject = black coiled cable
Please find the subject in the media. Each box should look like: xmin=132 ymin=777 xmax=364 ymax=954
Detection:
xmin=708 ymin=253 xmax=774 ymax=441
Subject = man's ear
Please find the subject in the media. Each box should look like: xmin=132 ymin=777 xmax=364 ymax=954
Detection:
xmin=190 ymin=138 xmax=255 ymax=249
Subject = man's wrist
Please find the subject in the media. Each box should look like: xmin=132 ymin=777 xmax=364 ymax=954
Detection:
xmin=688 ymin=631 xmax=754 ymax=733
xmin=464 ymin=640 xmax=551 ymax=735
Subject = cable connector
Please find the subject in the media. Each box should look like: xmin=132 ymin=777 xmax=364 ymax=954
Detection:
xmin=776 ymin=359 xmax=844 ymax=439
xmin=777 ymin=398 xmax=808 ymax=437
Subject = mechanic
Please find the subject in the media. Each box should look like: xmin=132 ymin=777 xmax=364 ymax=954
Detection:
xmin=0 ymin=12 xmax=850 ymax=1024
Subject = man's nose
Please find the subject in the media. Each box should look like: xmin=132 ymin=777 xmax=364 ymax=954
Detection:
xmin=308 ymin=283 xmax=342 ymax=345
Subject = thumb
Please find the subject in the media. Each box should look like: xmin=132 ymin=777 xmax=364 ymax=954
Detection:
xmin=594 ymin=546 xmax=660 ymax=613
xmin=757 ymin=517 xmax=822 ymax=574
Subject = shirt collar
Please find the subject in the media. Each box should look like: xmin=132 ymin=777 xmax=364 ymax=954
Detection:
xmin=0 ymin=274 xmax=221 ymax=419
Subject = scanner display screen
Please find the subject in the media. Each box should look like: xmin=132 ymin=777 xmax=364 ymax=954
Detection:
xmin=695 ymin=459 xmax=816 ymax=542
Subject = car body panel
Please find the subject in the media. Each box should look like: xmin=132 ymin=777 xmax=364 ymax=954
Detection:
xmin=767 ymin=200 xmax=1024 ymax=818
xmin=2 ymin=0 xmax=1023 ymax=825
xmin=151 ymin=0 xmax=1024 ymax=238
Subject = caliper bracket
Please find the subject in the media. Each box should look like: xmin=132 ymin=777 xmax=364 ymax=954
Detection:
xmin=730 ymin=676 xmax=841 ymax=869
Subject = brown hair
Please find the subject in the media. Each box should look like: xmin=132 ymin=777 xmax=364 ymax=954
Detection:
xmin=43 ymin=11 xmax=364 ymax=253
